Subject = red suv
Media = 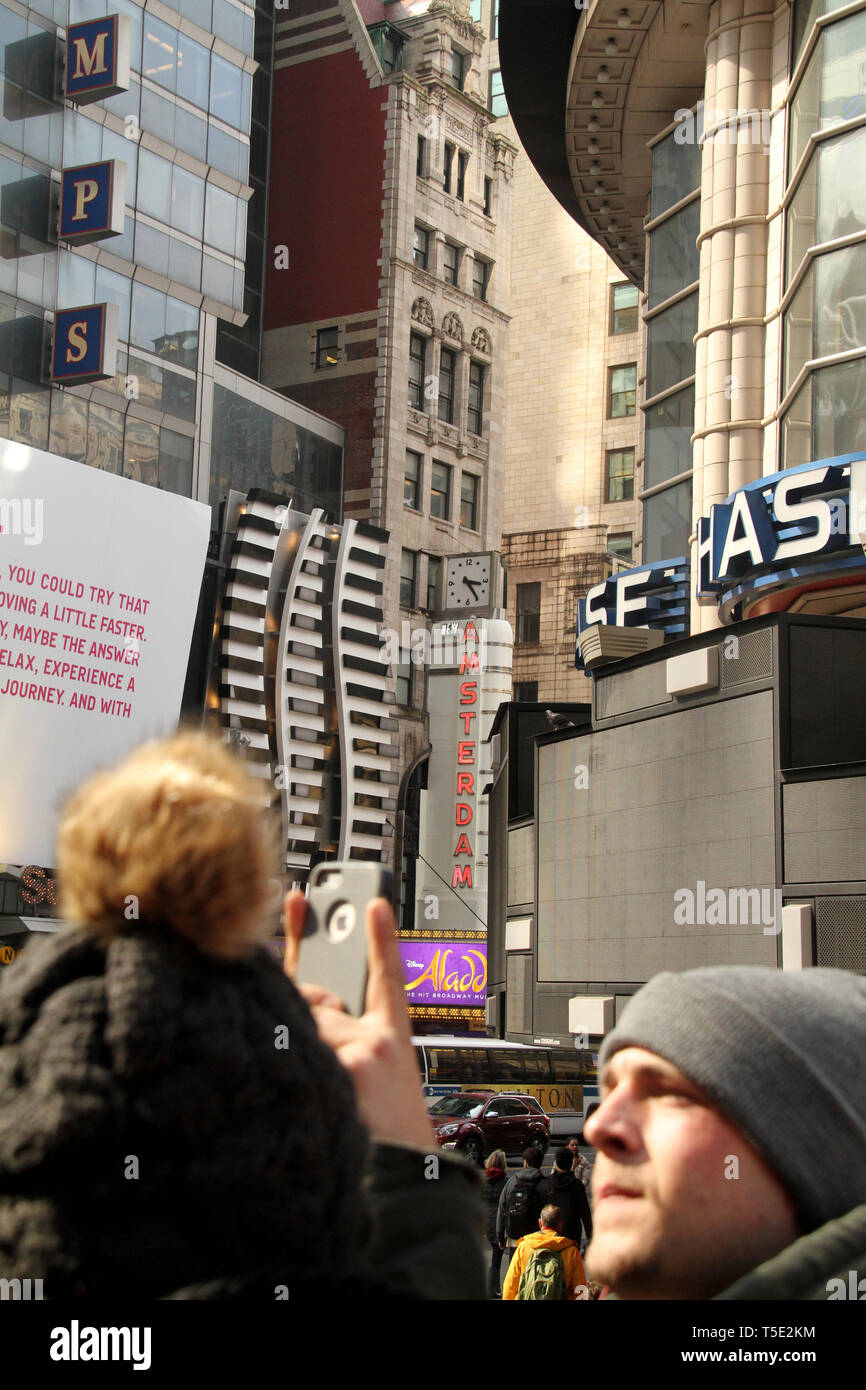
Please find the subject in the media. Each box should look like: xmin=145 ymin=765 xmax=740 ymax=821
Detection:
xmin=430 ymin=1092 xmax=550 ymax=1166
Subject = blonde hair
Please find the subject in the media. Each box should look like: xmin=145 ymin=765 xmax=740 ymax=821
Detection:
xmin=57 ymin=731 xmax=280 ymax=958
xmin=486 ymin=1149 xmax=506 ymax=1170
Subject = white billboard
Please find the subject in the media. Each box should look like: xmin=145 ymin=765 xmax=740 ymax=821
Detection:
xmin=0 ymin=438 xmax=210 ymax=866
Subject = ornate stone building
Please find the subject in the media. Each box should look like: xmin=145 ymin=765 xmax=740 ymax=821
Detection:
xmin=261 ymin=0 xmax=516 ymax=890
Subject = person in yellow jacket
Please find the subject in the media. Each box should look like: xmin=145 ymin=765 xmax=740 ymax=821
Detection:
xmin=502 ymin=1205 xmax=587 ymax=1300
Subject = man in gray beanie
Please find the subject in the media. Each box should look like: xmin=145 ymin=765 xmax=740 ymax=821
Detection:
xmin=583 ymin=966 xmax=866 ymax=1300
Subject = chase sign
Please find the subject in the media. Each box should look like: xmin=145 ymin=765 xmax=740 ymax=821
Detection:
xmin=576 ymin=452 xmax=866 ymax=666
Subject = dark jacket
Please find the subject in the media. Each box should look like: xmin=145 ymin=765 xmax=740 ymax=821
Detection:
xmin=603 ymin=1204 xmax=866 ymax=1301
xmin=714 ymin=1203 xmax=866 ymax=1300
xmin=162 ymin=1144 xmax=489 ymax=1301
xmin=537 ymin=1168 xmax=593 ymax=1243
xmin=496 ymin=1167 xmax=546 ymax=1244
xmin=482 ymin=1167 xmax=508 ymax=1244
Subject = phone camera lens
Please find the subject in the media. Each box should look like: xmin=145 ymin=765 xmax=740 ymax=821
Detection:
xmin=327 ymin=901 xmax=356 ymax=942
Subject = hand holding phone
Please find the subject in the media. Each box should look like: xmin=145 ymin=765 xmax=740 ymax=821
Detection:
xmin=283 ymin=883 xmax=435 ymax=1149
xmin=294 ymin=862 xmax=392 ymax=1016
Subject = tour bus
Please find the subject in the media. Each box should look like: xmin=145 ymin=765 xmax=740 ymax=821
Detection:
xmin=412 ymin=1036 xmax=599 ymax=1140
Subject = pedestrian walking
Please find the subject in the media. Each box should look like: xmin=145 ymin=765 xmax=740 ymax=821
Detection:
xmin=538 ymin=1147 xmax=593 ymax=1249
xmin=502 ymin=1205 xmax=587 ymax=1300
xmin=482 ymin=1148 xmax=508 ymax=1298
xmin=566 ymin=1134 xmax=593 ymax=1190
xmin=496 ymin=1147 xmax=547 ymax=1272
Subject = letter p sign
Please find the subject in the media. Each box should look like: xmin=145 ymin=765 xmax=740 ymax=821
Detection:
xmin=60 ymin=161 xmax=126 ymax=243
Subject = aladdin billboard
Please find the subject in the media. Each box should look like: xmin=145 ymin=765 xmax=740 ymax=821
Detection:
xmin=400 ymin=939 xmax=487 ymax=1008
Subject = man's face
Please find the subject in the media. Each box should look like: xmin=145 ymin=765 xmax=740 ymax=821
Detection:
xmin=584 ymin=1047 xmax=800 ymax=1299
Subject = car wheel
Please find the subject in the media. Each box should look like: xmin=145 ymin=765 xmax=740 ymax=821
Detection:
xmin=462 ymin=1136 xmax=483 ymax=1166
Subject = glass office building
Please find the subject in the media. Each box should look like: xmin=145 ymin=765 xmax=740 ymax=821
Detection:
xmin=0 ymin=0 xmax=344 ymax=940
xmin=0 ymin=0 xmax=343 ymax=620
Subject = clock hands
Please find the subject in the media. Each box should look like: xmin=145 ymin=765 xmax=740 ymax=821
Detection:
xmin=462 ymin=576 xmax=480 ymax=599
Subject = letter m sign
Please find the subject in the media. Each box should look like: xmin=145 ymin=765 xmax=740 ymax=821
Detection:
xmin=66 ymin=16 xmax=131 ymax=104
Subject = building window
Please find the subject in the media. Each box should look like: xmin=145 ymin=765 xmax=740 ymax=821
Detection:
xmin=404 ymin=449 xmax=421 ymax=508
xmin=461 ymin=472 xmax=479 ymax=529
xmin=443 ymin=241 xmax=459 ymax=286
xmin=400 ymin=549 xmax=418 ymax=608
xmin=607 ymin=448 xmax=635 ymax=502
xmin=516 ymin=583 xmax=541 ymax=644
xmin=493 ymin=0 xmax=500 ymax=37
xmin=467 ymin=361 xmax=484 ymax=435
xmin=396 ymin=652 xmax=414 ymax=707
xmin=450 ymin=49 xmax=466 ymax=91
xmin=444 ymin=142 xmax=455 ymax=195
xmin=382 ymin=31 xmax=402 ymax=73
xmin=472 ymin=258 xmax=489 ymax=300
xmin=483 ymin=177 xmax=493 ymax=216
xmin=648 ymin=198 xmax=700 ymax=310
xmin=315 ymin=326 xmax=339 ymax=368
xmin=608 ymin=364 xmax=637 ymax=417
xmin=431 ymin=461 xmax=451 ymax=519
xmin=416 ymin=135 xmax=427 ymax=178
xmin=469 ymin=0 xmax=482 ymax=20
xmin=438 ymin=347 xmax=456 ymax=423
xmin=607 ymin=532 xmax=633 ymax=562
xmin=514 ymin=680 xmax=538 ymax=702
xmin=413 ymin=224 xmax=429 ymax=270
xmin=427 ymin=554 xmax=442 ymax=610
xmin=408 ymin=332 xmax=426 ymax=410
xmin=610 ymin=283 xmax=639 ymax=335
xmin=457 ymin=151 xmax=468 ymax=202
xmin=489 ymin=69 xmax=507 ymax=117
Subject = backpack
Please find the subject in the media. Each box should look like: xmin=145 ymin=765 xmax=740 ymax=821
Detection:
xmin=516 ymin=1247 xmax=566 ymax=1301
xmin=504 ymin=1173 xmax=541 ymax=1239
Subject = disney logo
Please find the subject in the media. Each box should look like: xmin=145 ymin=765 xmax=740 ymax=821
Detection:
xmin=406 ymin=959 xmax=424 ymax=970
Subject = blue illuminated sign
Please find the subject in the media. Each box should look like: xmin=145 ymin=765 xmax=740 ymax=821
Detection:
xmin=576 ymin=558 xmax=689 ymax=670
xmin=575 ymin=453 xmax=866 ymax=670
xmin=52 ymin=304 xmax=118 ymax=385
xmin=65 ymin=16 xmax=130 ymax=104
xmin=695 ymin=458 xmax=855 ymax=602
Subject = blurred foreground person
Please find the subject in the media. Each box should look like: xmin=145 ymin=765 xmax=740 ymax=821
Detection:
xmin=584 ymin=967 xmax=866 ymax=1300
xmin=0 ymin=734 xmax=485 ymax=1299
xmin=502 ymin=1205 xmax=586 ymax=1301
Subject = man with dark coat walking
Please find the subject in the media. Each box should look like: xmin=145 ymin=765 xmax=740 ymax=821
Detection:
xmin=496 ymin=1148 xmax=547 ymax=1272
xmin=538 ymin=1148 xmax=593 ymax=1248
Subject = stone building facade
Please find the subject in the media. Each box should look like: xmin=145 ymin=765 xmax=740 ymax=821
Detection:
xmin=472 ymin=0 xmax=641 ymax=702
xmin=261 ymin=0 xmax=516 ymax=855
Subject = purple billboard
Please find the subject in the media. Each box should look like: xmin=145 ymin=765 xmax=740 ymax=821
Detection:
xmin=400 ymin=940 xmax=487 ymax=1007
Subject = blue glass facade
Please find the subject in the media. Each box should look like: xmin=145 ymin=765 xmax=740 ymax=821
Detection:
xmin=0 ymin=0 xmax=254 ymax=499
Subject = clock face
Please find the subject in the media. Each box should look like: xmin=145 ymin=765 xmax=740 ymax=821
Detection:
xmin=445 ymin=554 xmax=491 ymax=609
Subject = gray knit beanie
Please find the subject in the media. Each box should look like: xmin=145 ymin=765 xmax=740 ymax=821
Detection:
xmin=598 ymin=966 xmax=866 ymax=1233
